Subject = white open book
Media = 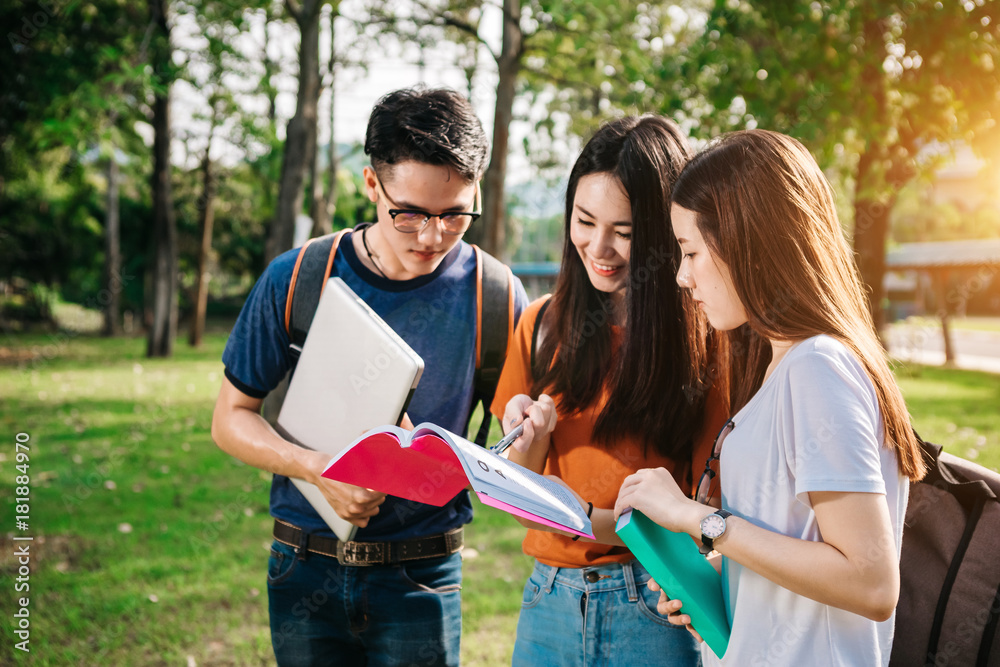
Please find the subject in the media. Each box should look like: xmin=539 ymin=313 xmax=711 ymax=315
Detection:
xmin=321 ymin=423 xmax=594 ymax=538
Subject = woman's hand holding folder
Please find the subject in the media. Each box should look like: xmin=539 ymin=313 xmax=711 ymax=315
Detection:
xmin=648 ymin=578 xmax=704 ymax=644
xmin=614 ymin=466 xmax=709 ymax=539
xmin=647 ymin=545 xmax=721 ymax=643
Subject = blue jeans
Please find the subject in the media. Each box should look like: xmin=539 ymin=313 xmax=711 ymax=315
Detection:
xmin=266 ymin=539 xmax=462 ymax=667
xmin=512 ymin=560 xmax=701 ymax=667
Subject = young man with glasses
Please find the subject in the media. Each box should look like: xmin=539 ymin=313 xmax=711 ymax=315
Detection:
xmin=212 ymin=87 xmax=528 ymax=666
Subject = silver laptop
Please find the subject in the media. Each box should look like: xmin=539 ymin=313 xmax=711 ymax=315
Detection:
xmin=276 ymin=277 xmax=424 ymax=540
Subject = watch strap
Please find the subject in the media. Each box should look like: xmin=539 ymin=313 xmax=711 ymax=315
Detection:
xmin=700 ymin=509 xmax=733 ymax=554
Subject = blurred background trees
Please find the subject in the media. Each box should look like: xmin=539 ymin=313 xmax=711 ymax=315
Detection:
xmin=1 ymin=0 xmax=997 ymax=356
xmin=648 ymin=0 xmax=1000 ymax=330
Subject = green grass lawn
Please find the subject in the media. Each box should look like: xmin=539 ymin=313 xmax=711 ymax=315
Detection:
xmin=0 ymin=332 xmax=996 ymax=665
xmin=894 ymin=361 xmax=1000 ymax=471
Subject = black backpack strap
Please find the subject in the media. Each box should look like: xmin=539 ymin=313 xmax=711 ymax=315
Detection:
xmin=469 ymin=245 xmax=514 ymax=446
xmin=285 ymin=230 xmax=349 ymax=357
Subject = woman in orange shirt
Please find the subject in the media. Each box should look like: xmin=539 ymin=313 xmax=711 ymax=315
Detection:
xmin=491 ymin=115 xmax=728 ymax=666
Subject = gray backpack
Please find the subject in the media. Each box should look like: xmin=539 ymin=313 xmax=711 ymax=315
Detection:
xmin=890 ymin=435 xmax=1000 ymax=667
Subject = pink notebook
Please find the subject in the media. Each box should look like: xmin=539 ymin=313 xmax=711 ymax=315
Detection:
xmin=321 ymin=424 xmax=594 ymax=539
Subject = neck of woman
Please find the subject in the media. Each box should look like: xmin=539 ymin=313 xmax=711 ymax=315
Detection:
xmin=762 ymin=338 xmax=797 ymax=384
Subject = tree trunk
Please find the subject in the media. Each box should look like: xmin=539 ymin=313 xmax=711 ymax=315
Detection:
xmin=189 ymin=152 xmax=216 ymax=347
xmin=266 ymin=0 xmax=322 ymax=263
xmin=307 ymin=120 xmax=324 ymax=236
xmin=311 ymin=6 xmax=338 ymax=237
xmin=940 ymin=312 xmax=955 ymax=366
xmin=102 ymin=152 xmax=122 ymax=337
xmin=263 ymin=5 xmax=277 ymax=135
xmin=852 ymin=151 xmax=891 ymax=333
xmin=851 ymin=15 xmax=893 ymax=340
xmin=147 ymin=0 xmax=177 ymax=358
xmin=324 ymin=73 xmax=338 ymax=230
xmin=933 ymin=269 xmax=957 ymax=365
xmin=475 ymin=0 xmax=521 ymax=258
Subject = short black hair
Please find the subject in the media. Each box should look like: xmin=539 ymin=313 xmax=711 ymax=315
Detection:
xmin=364 ymin=87 xmax=489 ymax=182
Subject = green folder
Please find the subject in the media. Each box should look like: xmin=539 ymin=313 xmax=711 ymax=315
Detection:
xmin=615 ymin=509 xmax=731 ymax=659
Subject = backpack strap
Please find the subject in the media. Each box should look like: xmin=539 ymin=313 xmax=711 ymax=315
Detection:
xmin=284 ymin=229 xmax=350 ymax=356
xmin=469 ymin=245 xmax=515 ymax=446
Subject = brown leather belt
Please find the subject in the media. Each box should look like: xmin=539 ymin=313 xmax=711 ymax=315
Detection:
xmin=273 ymin=519 xmax=464 ymax=567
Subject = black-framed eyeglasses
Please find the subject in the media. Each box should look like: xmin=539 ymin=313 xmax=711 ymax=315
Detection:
xmin=694 ymin=420 xmax=734 ymax=505
xmin=374 ymin=176 xmax=481 ymax=236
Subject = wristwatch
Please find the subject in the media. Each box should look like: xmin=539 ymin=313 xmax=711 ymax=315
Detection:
xmin=699 ymin=509 xmax=732 ymax=555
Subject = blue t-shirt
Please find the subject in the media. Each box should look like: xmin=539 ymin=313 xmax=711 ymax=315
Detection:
xmin=222 ymin=228 xmax=528 ymax=541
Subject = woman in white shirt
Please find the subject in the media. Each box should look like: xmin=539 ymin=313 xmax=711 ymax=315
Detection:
xmin=614 ymin=129 xmax=927 ymax=666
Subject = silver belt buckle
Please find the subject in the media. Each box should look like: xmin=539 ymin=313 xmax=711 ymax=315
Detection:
xmin=336 ymin=539 xmax=384 ymax=566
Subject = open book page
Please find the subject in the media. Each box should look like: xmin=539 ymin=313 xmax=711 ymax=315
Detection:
xmin=321 ymin=423 xmax=593 ymax=538
xmin=477 ymin=495 xmax=592 ymax=538
xmin=415 ymin=426 xmax=590 ymax=534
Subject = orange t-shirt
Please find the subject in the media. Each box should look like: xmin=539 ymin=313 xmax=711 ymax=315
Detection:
xmin=490 ymin=296 xmax=729 ymax=569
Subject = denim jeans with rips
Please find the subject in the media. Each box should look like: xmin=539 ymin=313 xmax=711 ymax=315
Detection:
xmin=266 ymin=539 xmax=462 ymax=667
xmin=512 ymin=559 xmax=702 ymax=667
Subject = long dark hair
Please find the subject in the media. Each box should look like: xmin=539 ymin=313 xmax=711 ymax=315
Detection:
xmin=532 ymin=116 xmax=714 ymax=460
xmin=672 ymin=129 xmax=925 ymax=481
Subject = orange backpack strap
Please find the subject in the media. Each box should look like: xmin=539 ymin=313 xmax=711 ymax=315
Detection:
xmin=283 ymin=229 xmax=350 ymax=351
xmin=469 ymin=244 xmax=515 ymax=445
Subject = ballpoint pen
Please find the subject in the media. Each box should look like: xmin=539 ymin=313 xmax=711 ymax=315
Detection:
xmin=490 ymin=422 xmax=525 ymax=455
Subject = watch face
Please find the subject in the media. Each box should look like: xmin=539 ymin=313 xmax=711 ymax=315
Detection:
xmin=701 ymin=513 xmax=727 ymax=539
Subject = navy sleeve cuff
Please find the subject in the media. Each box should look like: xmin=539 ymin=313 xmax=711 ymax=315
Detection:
xmin=224 ymin=367 xmax=269 ymax=399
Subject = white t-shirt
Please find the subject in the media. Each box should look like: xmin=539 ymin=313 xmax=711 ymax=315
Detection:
xmin=702 ymin=335 xmax=908 ymax=667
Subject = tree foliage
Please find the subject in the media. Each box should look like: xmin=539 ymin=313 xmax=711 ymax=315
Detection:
xmin=1 ymin=0 xmax=148 ymax=286
xmin=645 ymin=0 xmax=1000 ymax=328
xmin=4 ymin=0 xmax=996 ymax=340
xmin=360 ymin=0 xmax=674 ymax=257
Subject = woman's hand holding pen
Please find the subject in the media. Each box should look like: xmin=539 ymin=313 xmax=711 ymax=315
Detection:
xmin=502 ymin=394 xmax=556 ymax=473
xmin=502 ymin=394 xmax=556 ymax=454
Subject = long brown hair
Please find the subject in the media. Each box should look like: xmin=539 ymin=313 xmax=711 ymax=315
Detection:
xmin=672 ymin=129 xmax=925 ymax=481
xmin=533 ymin=116 xmax=717 ymax=460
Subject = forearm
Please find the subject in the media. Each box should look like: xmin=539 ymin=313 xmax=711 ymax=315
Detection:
xmin=676 ymin=503 xmax=898 ymax=620
xmin=211 ymin=403 xmax=326 ymax=485
xmin=585 ymin=508 xmax=625 ymax=547
xmin=211 ymin=378 xmax=387 ymax=527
